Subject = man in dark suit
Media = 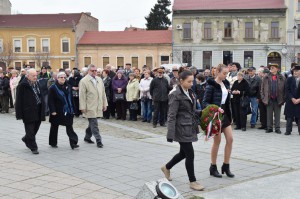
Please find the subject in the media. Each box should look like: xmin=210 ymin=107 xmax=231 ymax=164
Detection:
xmin=15 ymin=69 xmax=45 ymax=154
xmin=284 ymin=65 xmax=300 ymax=135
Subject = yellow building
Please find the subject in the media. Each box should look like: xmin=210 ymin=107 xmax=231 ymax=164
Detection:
xmin=77 ymin=30 xmax=172 ymax=69
xmin=0 ymin=12 xmax=98 ymax=71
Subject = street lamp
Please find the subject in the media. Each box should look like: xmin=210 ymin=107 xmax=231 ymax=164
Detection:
xmin=293 ymin=25 xmax=297 ymax=63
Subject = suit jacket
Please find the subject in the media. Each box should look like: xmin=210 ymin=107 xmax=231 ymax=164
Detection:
xmin=79 ymin=75 xmax=108 ymax=118
xmin=284 ymin=76 xmax=300 ymax=118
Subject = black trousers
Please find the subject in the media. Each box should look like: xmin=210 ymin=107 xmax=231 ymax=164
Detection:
xmin=286 ymin=117 xmax=300 ymax=134
xmin=259 ymin=101 xmax=267 ymax=127
xmin=166 ymin=142 xmax=196 ymax=182
xmin=231 ymin=98 xmax=236 ymax=122
xmin=233 ymin=100 xmax=247 ymax=128
xmin=103 ymin=105 xmax=110 ymax=119
xmin=153 ymin=101 xmax=168 ymax=125
xmin=73 ymin=97 xmax=81 ymax=116
xmin=116 ymin=100 xmax=127 ymax=120
xmin=23 ymin=121 xmax=41 ymax=151
xmin=49 ymin=124 xmax=78 ymax=147
xmin=109 ymin=97 xmax=116 ymax=117
xmin=0 ymin=95 xmax=9 ymax=112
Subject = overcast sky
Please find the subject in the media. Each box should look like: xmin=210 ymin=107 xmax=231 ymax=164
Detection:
xmin=10 ymin=0 xmax=173 ymax=31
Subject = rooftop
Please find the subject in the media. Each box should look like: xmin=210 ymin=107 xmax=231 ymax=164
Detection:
xmin=78 ymin=30 xmax=172 ymax=45
xmin=173 ymin=0 xmax=286 ymax=11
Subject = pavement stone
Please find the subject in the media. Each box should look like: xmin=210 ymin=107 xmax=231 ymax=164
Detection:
xmin=0 ymin=112 xmax=300 ymax=198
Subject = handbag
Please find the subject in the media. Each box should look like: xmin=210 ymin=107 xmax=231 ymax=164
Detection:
xmin=115 ymin=93 xmax=124 ymax=101
xmin=141 ymin=95 xmax=149 ymax=102
xmin=130 ymin=102 xmax=139 ymax=110
xmin=240 ymin=92 xmax=250 ymax=108
xmin=72 ymin=90 xmax=79 ymax=97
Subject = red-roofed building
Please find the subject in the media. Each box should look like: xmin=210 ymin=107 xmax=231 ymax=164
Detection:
xmin=0 ymin=13 xmax=98 ymax=71
xmin=77 ymin=30 xmax=172 ymax=69
xmin=172 ymin=0 xmax=288 ymax=70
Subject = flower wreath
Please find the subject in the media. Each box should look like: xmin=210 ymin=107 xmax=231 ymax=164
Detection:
xmin=200 ymin=105 xmax=223 ymax=140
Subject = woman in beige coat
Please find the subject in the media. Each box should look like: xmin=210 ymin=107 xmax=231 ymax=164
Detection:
xmin=126 ymin=73 xmax=140 ymax=121
xmin=79 ymin=64 xmax=108 ymax=148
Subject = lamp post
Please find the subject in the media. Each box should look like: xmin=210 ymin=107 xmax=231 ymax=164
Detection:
xmin=293 ymin=25 xmax=297 ymax=63
xmin=72 ymin=20 xmax=78 ymax=69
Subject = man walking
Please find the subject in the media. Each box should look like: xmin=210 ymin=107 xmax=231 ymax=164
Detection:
xmin=261 ymin=63 xmax=286 ymax=134
xmin=15 ymin=69 xmax=45 ymax=154
xmin=245 ymin=67 xmax=261 ymax=128
xmin=79 ymin=64 xmax=108 ymax=148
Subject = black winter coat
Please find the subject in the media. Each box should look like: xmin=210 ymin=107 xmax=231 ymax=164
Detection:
xmin=15 ymin=78 xmax=46 ymax=123
xmin=150 ymin=77 xmax=170 ymax=102
xmin=167 ymin=86 xmax=201 ymax=142
xmin=0 ymin=76 xmax=10 ymax=96
xmin=202 ymin=78 xmax=232 ymax=122
xmin=48 ymin=82 xmax=74 ymax=126
xmin=284 ymin=76 xmax=300 ymax=118
xmin=103 ymin=77 xmax=112 ymax=102
xmin=231 ymin=79 xmax=250 ymax=103
xmin=245 ymin=75 xmax=261 ymax=98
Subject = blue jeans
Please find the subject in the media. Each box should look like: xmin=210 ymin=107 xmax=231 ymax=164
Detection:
xmin=250 ymin=97 xmax=258 ymax=125
xmin=142 ymin=99 xmax=152 ymax=122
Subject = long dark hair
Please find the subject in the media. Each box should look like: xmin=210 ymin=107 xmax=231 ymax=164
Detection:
xmin=179 ymin=70 xmax=193 ymax=83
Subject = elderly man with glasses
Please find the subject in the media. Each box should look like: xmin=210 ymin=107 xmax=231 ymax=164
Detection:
xmin=79 ymin=64 xmax=108 ymax=148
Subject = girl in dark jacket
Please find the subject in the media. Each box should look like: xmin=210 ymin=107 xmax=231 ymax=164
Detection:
xmin=48 ymin=72 xmax=79 ymax=149
xmin=161 ymin=71 xmax=204 ymax=191
xmin=202 ymin=64 xmax=235 ymax=178
xmin=231 ymin=72 xmax=250 ymax=131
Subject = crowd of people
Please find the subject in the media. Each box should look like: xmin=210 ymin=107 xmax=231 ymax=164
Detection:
xmin=1 ymin=60 xmax=300 ymax=190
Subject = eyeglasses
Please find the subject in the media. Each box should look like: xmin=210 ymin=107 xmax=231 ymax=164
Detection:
xmin=90 ymin=70 xmax=97 ymax=72
xmin=58 ymin=77 xmax=66 ymax=79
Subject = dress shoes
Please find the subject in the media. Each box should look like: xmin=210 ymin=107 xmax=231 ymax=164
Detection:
xmin=284 ymin=132 xmax=291 ymax=135
xmin=257 ymin=126 xmax=266 ymax=130
xmin=71 ymin=144 xmax=79 ymax=149
xmin=190 ymin=182 xmax=204 ymax=191
xmin=97 ymin=141 xmax=103 ymax=148
xmin=241 ymin=128 xmax=246 ymax=131
xmin=275 ymin=130 xmax=282 ymax=134
xmin=31 ymin=150 xmax=39 ymax=155
xmin=84 ymin=138 xmax=95 ymax=144
xmin=51 ymin=145 xmax=58 ymax=148
xmin=234 ymin=127 xmax=241 ymax=130
xmin=265 ymin=129 xmax=273 ymax=133
xmin=161 ymin=165 xmax=172 ymax=181
xmin=250 ymin=124 xmax=255 ymax=128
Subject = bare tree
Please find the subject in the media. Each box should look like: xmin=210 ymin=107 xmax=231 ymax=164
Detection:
xmin=0 ymin=41 xmax=14 ymax=68
xmin=285 ymin=45 xmax=299 ymax=63
xmin=34 ymin=51 xmax=51 ymax=68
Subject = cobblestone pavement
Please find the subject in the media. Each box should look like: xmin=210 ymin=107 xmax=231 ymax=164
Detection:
xmin=0 ymin=112 xmax=300 ymax=199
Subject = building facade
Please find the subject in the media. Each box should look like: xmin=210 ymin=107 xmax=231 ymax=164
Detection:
xmin=0 ymin=0 xmax=11 ymax=15
xmin=78 ymin=30 xmax=172 ymax=69
xmin=0 ymin=13 xmax=98 ymax=71
xmin=172 ymin=0 xmax=287 ymax=70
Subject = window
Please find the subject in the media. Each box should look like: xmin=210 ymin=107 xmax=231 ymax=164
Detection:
xmin=28 ymin=39 xmax=35 ymax=52
xmin=62 ymin=61 xmax=69 ymax=69
xmin=42 ymin=61 xmax=49 ymax=67
xmin=146 ymin=56 xmax=153 ymax=68
xmin=183 ymin=23 xmax=192 ymax=39
xmin=245 ymin=22 xmax=253 ymax=38
xmin=84 ymin=57 xmax=91 ymax=67
xmin=182 ymin=51 xmax=192 ymax=66
xmin=203 ymin=51 xmax=212 ymax=69
xmin=29 ymin=61 xmax=35 ymax=68
xmin=244 ymin=51 xmax=254 ymax=68
xmin=204 ymin=23 xmax=212 ymax=39
xmin=298 ymin=0 xmax=300 ymax=11
xmin=132 ymin=57 xmax=138 ymax=68
xmin=103 ymin=57 xmax=109 ymax=67
xmin=42 ymin=39 xmax=49 ymax=52
xmin=62 ymin=38 xmax=69 ymax=53
xmin=224 ymin=22 xmax=232 ymax=38
xmin=117 ymin=57 xmax=124 ymax=68
xmin=15 ymin=62 xmax=21 ymax=70
xmin=14 ymin=39 xmax=21 ymax=52
xmin=271 ymin=22 xmax=279 ymax=38
xmin=161 ymin=56 xmax=170 ymax=64
xmin=223 ymin=51 xmax=233 ymax=65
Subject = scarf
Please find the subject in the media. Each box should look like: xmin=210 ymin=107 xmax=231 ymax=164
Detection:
xmin=27 ymin=79 xmax=41 ymax=105
xmin=53 ymin=83 xmax=74 ymax=115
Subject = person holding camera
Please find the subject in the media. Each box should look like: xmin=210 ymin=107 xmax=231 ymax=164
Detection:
xmin=139 ymin=70 xmax=153 ymax=123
